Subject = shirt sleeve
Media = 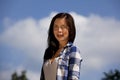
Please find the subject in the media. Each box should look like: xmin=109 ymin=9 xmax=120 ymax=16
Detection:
xmin=68 ymin=46 xmax=82 ymax=80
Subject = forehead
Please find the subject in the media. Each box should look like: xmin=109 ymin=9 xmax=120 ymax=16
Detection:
xmin=54 ymin=18 xmax=67 ymax=25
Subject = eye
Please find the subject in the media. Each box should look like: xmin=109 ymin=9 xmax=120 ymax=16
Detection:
xmin=53 ymin=25 xmax=59 ymax=30
xmin=53 ymin=25 xmax=68 ymax=30
xmin=61 ymin=25 xmax=67 ymax=29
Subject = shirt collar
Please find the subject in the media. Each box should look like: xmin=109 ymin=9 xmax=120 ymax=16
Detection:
xmin=64 ymin=42 xmax=73 ymax=48
xmin=59 ymin=42 xmax=73 ymax=58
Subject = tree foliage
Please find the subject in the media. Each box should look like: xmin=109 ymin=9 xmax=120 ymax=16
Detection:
xmin=11 ymin=70 xmax=28 ymax=80
xmin=102 ymin=69 xmax=120 ymax=80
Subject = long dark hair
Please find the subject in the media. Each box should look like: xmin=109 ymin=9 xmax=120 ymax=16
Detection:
xmin=44 ymin=13 xmax=76 ymax=60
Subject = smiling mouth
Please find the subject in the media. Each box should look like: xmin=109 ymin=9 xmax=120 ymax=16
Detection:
xmin=57 ymin=34 xmax=64 ymax=38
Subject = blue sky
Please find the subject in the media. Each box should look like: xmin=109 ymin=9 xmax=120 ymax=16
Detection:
xmin=0 ymin=0 xmax=120 ymax=80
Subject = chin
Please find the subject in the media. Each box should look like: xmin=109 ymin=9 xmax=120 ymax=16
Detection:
xmin=58 ymin=39 xmax=68 ymax=42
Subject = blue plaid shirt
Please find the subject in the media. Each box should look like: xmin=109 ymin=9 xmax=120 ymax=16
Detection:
xmin=40 ymin=42 xmax=82 ymax=80
xmin=56 ymin=42 xmax=82 ymax=80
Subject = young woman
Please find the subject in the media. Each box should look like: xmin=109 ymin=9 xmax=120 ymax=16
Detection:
xmin=40 ymin=13 xmax=82 ymax=80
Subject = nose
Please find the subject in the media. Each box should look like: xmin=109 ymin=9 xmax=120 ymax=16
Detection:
xmin=58 ymin=27 xmax=62 ymax=32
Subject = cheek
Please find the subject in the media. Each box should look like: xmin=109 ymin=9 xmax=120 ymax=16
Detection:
xmin=64 ymin=30 xmax=69 ymax=37
xmin=53 ymin=31 xmax=57 ymax=37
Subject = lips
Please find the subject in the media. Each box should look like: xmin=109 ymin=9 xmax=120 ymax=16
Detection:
xmin=57 ymin=34 xmax=64 ymax=38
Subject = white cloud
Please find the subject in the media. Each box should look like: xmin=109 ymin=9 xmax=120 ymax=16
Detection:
xmin=0 ymin=12 xmax=120 ymax=80
xmin=1 ymin=18 xmax=46 ymax=61
xmin=0 ymin=70 xmax=12 ymax=80
xmin=27 ymin=70 xmax=40 ymax=80
xmin=70 ymin=12 xmax=120 ymax=72
xmin=0 ymin=64 xmax=40 ymax=80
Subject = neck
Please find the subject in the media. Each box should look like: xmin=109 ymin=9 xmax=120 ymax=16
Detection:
xmin=59 ymin=41 xmax=68 ymax=49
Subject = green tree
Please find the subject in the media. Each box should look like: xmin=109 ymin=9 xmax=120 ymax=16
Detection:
xmin=102 ymin=69 xmax=120 ymax=80
xmin=11 ymin=70 xmax=28 ymax=80
xmin=19 ymin=71 xmax=28 ymax=80
xmin=12 ymin=72 xmax=18 ymax=80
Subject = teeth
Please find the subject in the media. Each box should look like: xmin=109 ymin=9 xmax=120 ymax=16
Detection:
xmin=59 ymin=34 xmax=62 ymax=36
xmin=57 ymin=34 xmax=63 ymax=37
xmin=58 ymin=34 xmax=63 ymax=36
xmin=59 ymin=33 xmax=63 ymax=35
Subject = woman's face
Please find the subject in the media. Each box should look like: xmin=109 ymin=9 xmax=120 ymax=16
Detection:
xmin=53 ymin=18 xmax=69 ymax=43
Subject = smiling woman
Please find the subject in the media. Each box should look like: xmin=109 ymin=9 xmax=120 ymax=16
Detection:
xmin=40 ymin=13 xmax=82 ymax=80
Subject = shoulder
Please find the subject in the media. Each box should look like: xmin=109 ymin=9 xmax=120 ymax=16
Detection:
xmin=70 ymin=45 xmax=80 ymax=53
xmin=67 ymin=42 xmax=80 ymax=53
xmin=69 ymin=45 xmax=82 ymax=61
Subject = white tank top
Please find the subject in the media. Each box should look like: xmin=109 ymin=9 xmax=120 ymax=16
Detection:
xmin=43 ymin=58 xmax=58 ymax=80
